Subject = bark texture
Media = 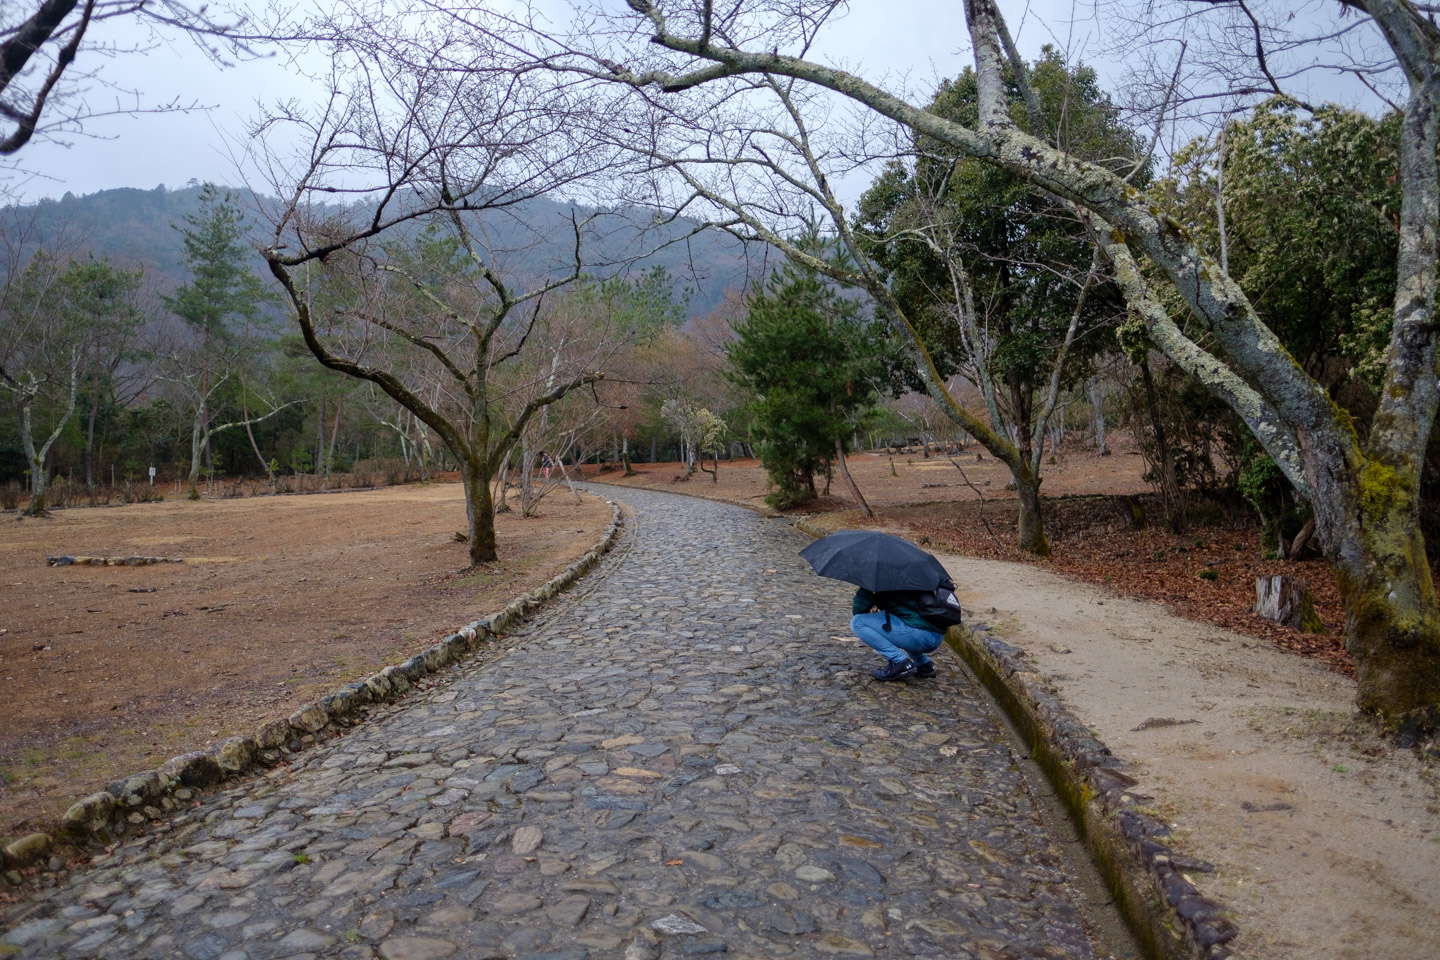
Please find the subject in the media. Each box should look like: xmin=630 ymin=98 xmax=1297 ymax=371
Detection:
xmin=462 ymin=463 xmax=497 ymax=565
xmin=834 ymin=436 xmax=873 ymax=518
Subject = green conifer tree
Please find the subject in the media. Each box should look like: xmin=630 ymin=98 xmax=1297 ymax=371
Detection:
xmin=726 ymin=252 xmax=898 ymax=509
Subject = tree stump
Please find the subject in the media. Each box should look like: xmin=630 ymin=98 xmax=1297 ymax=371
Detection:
xmin=1112 ymin=495 xmax=1148 ymax=531
xmin=1255 ymin=575 xmax=1325 ymax=633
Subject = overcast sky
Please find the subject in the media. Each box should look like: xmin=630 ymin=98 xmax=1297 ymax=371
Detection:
xmin=4 ymin=1 xmax=1387 ymax=204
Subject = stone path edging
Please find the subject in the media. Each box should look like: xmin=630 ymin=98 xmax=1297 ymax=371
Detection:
xmin=949 ymin=624 xmax=1238 ymax=960
xmin=0 ymin=500 xmax=624 ymax=881
xmin=789 ymin=516 xmax=1238 ymax=960
xmin=45 ymin=556 xmax=184 ymax=567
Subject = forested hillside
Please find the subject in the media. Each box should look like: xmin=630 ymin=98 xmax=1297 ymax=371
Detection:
xmin=7 ymin=184 xmax=759 ymax=316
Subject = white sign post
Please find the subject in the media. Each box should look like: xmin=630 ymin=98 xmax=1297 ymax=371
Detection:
xmin=148 ymin=466 xmax=156 ymax=486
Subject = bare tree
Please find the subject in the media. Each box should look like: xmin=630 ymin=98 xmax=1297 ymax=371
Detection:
xmin=513 ymin=285 xmax=620 ymax=516
xmin=0 ymin=249 xmax=76 ymax=515
xmin=0 ymin=0 xmax=264 ymax=181
xmin=148 ymin=310 xmax=290 ymax=498
xmin=0 ymin=210 xmax=93 ymax=514
xmin=264 ymin=215 xmax=605 ymax=563
xmin=877 ymin=177 xmax=1111 ymax=510
xmin=251 ymin=21 xmax=637 ymax=564
xmin=485 ymin=0 xmax=1440 ymax=723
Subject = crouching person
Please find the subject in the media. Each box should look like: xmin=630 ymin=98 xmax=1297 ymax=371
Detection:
xmin=851 ymin=587 xmax=944 ymax=681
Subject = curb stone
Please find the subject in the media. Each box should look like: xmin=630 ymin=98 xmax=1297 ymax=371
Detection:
xmin=1 ymin=500 xmax=623 ymax=880
xmin=948 ymin=623 xmax=1238 ymax=960
xmin=792 ymin=516 xmax=1237 ymax=960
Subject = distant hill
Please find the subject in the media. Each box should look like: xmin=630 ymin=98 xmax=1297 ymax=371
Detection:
xmin=4 ymin=184 xmax=771 ymax=317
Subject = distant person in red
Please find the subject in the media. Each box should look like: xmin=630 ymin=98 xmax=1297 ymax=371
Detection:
xmin=540 ymin=451 xmax=553 ymax=480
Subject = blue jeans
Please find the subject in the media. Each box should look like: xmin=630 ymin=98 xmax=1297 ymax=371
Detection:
xmin=850 ymin=613 xmax=944 ymax=664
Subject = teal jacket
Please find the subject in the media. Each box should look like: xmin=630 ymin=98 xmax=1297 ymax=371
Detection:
xmin=852 ymin=587 xmax=943 ymax=635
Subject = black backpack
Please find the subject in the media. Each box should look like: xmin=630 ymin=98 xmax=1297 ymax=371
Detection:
xmin=912 ymin=577 xmax=965 ymax=630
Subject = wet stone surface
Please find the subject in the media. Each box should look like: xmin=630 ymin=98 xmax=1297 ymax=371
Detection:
xmin=2 ymin=487 xmax=1101 ymax=959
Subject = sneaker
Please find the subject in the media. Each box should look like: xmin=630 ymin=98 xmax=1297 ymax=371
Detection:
xmin=872 ymin=658 xmax=917 ymax=681
xmin=914 ymin=658 xmax=936 ymax=678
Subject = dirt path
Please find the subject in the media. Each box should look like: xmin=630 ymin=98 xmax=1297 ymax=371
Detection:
xmin=938 ymin=553 xmax=1440 ymax=960
xmin=0 ymin=481 xmax=612 ymax=840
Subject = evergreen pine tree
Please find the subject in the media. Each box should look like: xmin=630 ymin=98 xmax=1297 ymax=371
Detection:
xmin=727 ymin=252 xmax=897 ymax=508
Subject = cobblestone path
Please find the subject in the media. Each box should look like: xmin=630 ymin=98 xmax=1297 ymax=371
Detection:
xmin=3 ymin=488 xmax=1107 ymax=960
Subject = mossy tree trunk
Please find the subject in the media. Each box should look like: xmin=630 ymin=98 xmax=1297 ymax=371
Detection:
xmin=1014 ymin=474 xmax=1049 ymax=558
xmin=460 ymin=459 xmax=498 ymax=565
xmin=1308 ymin=445 xmax=1440 ymax=717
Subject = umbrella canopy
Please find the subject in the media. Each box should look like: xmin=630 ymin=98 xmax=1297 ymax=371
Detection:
xmin=800 ymin=530 xmax=950 ymax=593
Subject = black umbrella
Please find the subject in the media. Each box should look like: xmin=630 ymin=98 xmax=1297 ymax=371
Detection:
xmin=799 ymin=530 xmax=950 ymax=593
